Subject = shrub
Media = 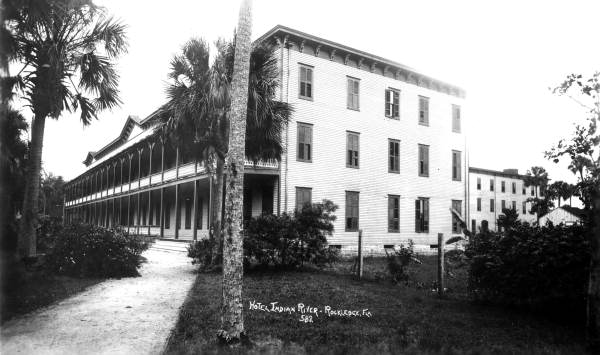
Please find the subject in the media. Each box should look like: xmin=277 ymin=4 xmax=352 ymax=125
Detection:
xmin=46 ymin=223 xmax=149 ymax=278
xmin=36 ymin=215 xmax=63 ymax=253
xmin=385 ymin=240 xmax=421 ymax=283
xmin=466 ymin=223 xmax=590 ymax=318
xmin=187 ymin=239 xmax=213 ymax=266
xmin=243 ymin=199 xmax=339 ymax=269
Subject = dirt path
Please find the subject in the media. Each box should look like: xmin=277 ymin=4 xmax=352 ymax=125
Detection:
xmin=1 ymin=249 xmax=197 ymax=355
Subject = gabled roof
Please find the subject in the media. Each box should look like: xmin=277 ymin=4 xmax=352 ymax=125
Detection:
xmin=561 ymin=206 xmax=588 ymax=219
xmin=469 ymin=167 xmax=528 ymax=180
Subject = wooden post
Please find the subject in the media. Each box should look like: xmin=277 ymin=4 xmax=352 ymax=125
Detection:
xmin=174 ymin=184 xmax=180 ymax=240
xmin=136 ymin=192 xmax=141 ymax=235
xmin=357 ymin=229 xmax=363 ymax=279
xmin=192 ymin=180 xmax=198 ymax=241
xmin=159 ymin=187 xmax=164 ymax=239
xmin=438 ymin=232 xmax=445 ymax=298
xmin=127 ymin=195 xmax=131 ymax=234
xmin=147 ymin=190 xmax=152 ymax=236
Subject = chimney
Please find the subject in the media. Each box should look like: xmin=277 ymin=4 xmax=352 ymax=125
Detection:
xmin=503 ymin=168 xmax=518 ymax=174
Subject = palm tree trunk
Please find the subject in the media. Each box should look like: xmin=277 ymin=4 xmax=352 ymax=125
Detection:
xmin=210 ymin=157 xmax=225 ymax=265
xmin=218 ymin=0 xmax=252 ymax=343
xmin=18 ymin=114 xmax=46 ymax=258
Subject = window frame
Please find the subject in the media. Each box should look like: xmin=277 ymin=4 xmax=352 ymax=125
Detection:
xmin=347 ymin=76 xmax=360 ymax=110
xmin=388 ymin=139 xmax=400 ymax=173
xmin=418 ymin=144 xmax=429 ymax=177
xmin=385 ymin=88 xmax=400 ymax=119
xmin=298 ymin=64 xmax=314 ymax=100
xmin=452 ymin=104 xmax=461 ymax=133
xmin=296 ymin=122 xmax=313 ymax=162
xmin=512 ymin=182 xmax=517 ymax=194
xmin=452 ymin=150 xmax=462 ymax=181
xmin=477 ymin=198 xmax=481 ymax=211
xmin=522 ymin=201 xmax=527 ymax=214
xmin=345 ymin=191 xmax=360 ymax=232
xmin=388 ymin=195 xmax=400 ymax=233
xmin=346 ymin=131 xmax=360 ymax=168
xmin=452 ymin=200 xmax=462 ymax=233
xmin=477 ymin=177 xmax=481 ymax=190
xmin=418 ymin=95 xmax=429 ymax=126
xmin=295 ymin=186 xmax=312 ymax=212
xmin=490 ymin=179 xmax=494 ymax=191
xmin=501 ymin=181 xmax=506 ymax=193
xmin=415 ymin=197 xmax=430 ymax=233
xmin=490 ymin=199 xmax=495 ymax=212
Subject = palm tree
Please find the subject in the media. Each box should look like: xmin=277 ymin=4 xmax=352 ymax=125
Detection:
xmin=524 ymin=166 xmax=550 ymax=222
xmin=219 ymin=0 xmax=252 ymax=342
xmin=162 ymin=26 xmax=291 ymax=266
xmin=5 ymin=0 xmax=127 ymax=258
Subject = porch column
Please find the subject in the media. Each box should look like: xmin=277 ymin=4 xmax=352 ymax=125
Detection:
xmin=127 ymin=195 xmax=131 ymax=234
xmin=136 ymin=192 xmax=141 ymax=235
xmin=175 ymin=147 xmax=180 ymax=179
xmin=174 ymin=183 xmax=180 ymax=240
xmin=106 ymin=166 xmax=109 ymax=195
xmin=128 ymin=152 xmax=133 ymax=191
xmin=160 ymin=139 xmax=165 ymax=182
xmin=137 ymin=147 xmax=142 ymax=189
xmin=112 ymin=163 xmax=117 ymax=194
xmin=208 ymin=176 xmax=213 ymax=234
xmin=99 ymin=168 xmax=103 ymax=198
xmin=119 ymin=196 xmax=123 ymax=226
xmin=147 ymin=190 xmax=152 ymax=236
xmin=105 ymin=198 xmax=108 ymax=227
xmin=120 ymin=157 xmax=124 ymax=193
xmin=159 ymin=187 xmax=164 ymax=238
xmin=148 ymin=142 xmax=154 ymax=185
xmin=112 ymin=197 xmax=116 ymax=227
xmin=192 ymin=180 xmax=198 ymax=241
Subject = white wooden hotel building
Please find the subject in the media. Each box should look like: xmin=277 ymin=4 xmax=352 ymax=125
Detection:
xmin=64 ymin=25 xmax=471 ymax=252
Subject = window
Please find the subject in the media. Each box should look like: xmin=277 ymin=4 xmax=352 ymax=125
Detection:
xmin=297 ymin=123 xmax=312 ymax=162
xmin=452 ymin=200 xmax=462 ymax=233
xmin=299 ymin=64 xmax=313 ymax=99
xmin=415 ymin=198 xmax=429 ymax=233
xmin=385 ymin=89 xmax=400 ymax=118
xmin=512 ymin=182 xmax=516 ymax=194
xmin=522 ymin=185 xmax=526 ymax=195
xmin=452 ymin=150 xmax=462 ymax=181
xmin=452 ymin=104 xmax=461 ymax=133
xmin=501 ymin=181 xmax=506 ymax=193
xmin=522 ymin=202 xmax=527 ymax=214
xmin=477 ymin=198 xmax=481 ymax=211
xmin=501 ymin=200 xmax=506 ymax=210
xmin=477 ymin=177 xmax=481 ymax=190
xmin=418 ymin=96 xmax=429 ymax=125
xmin=389 ymin=139 xmax=400 ymax=173
xmin=295 ymin=187 xmax=312 ymax=212
xmin=345 ymin=191 xmax=359 ymax=231
xmin=471 ymin=219 xmax=477 ymax=233
xmin=347 ymin=77 xmax=360 ymax=110
xmin=490 ymin=199 xmax=495 ymax=212
xmin=388 ymin=195 xmax=400 ymax=232
xmin=347 ymin=132 xmax=360 ymax=168
xmin=418 ymin=144 xmax=429 ymax=177
xmin=185 ymin=199 xmax=192 ymax=229
xmin=531 ymin=187 xmax=535 ymax=196
xmin=512 ymin=201 xmax=516 ymax=211
xmin=490 ymin=179 xmax=494 ymax=191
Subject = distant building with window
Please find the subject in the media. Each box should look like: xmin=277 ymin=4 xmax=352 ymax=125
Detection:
xmin=538 ymin=206 xmax=586 ymax=226
xmin=63 ymin=25 xmax=468 ymax=253
xmin=469 ymin=167 xmax=540 ymax=232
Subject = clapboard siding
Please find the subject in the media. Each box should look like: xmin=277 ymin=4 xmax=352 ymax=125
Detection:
xmin=275 ymin=45 xmax=467 ymax=250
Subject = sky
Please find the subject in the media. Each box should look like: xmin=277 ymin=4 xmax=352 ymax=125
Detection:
xmin=21 ymin=0 xmax=600 ymax=188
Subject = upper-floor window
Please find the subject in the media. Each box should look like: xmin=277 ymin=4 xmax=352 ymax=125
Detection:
xmin=385 ymin=89 xmax=400 ymax=118
xmin=501 ymin=200 xmax=506 ymax=210
xmin=347 ymin=132 xmax=359 ymax=168
xmin=452 ymin=150 xmax=462 ymax=181
xmin=347 ymin=77 xmax=360 ymax=110
xmin=452 ymin=104 xmax=461 ymax=133
xmin=522 ymin=201 xmax=527 ymax=214
xmin=477 ymin=177 xmax=481 ymax=190
xmin=522 ymin=185 xmax=526 ymax=195
xmin=388 ymin=195 xmax=400 ymax=233
xmin=501 ymin=181 xmax=506 ymax=193
xmin=345 ymin=191 xmax=359 ymax=231
xmin=389 ymin=139 xmax=400 ymax=173
xmin=477 ymin=198 xmax=481 ymax=211
xmin=295 ymin=187 xmax=312 ymax=212
xmin=415 ymin=197 xmax=429 ymax=233
xmin=418 ymin=144 xmax=429 ymax=177
xmin=490 ymin=179 xmax=494 ymax=191
xmin=452 ymin=200 xmax=462 ymax=233
xmin=490 ymin=199 xmax=495 ymax=212
xmin=512 ymin=201 xmax=516 ymax=211
xmin=297 ymin=123 xmax=312 ymax=162
xmin=299 ymin=64 xmax=313 ymax=100
xmin=512 ymin=182 xmax=517 ymax=194
xmin=419 ymin=96 xmax=429 ymax=125
xmin=531 ymin=187 xmax=535 ymax=196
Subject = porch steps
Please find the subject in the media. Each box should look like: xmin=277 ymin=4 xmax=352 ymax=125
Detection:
xmin=149 ymin=239 xmax=190 ymax=254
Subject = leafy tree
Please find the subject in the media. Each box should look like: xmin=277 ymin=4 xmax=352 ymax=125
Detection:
xmin=219 ymin=0 xmax=252 ymax=343
xmin=162 ymin=29 xmax=291 ymax=265
xmin=546 ymin=71 xmax=600 ymax=349
xmin=549 ymin=180 xmax=577 ymax=207
xmin=4 ymin=0 xmax=127 ymax=258
xmin=497 ymin=207 xmax=520 ymax=231
xmin=39 ymin=172 xmax=65 ymax=218
xmin=524 ymin=166 xmax=552 ymax=222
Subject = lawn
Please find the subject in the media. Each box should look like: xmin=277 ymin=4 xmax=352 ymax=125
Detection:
xmin=165 ymin=256 xmax=588 ymax=355
xmin=1 ymin=253 xmax=104 ymax=324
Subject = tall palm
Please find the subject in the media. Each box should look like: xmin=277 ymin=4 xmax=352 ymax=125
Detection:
xmin=162 ymin=30 xmax=291 ymax=263
xmin=524 ymin=166 xmax=550 ymax=222
xmin=5 ymin=0 xmax=127 ymax=258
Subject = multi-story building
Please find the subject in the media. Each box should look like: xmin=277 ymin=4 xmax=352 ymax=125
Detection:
xmin=468 ymin=167 xmax=540 ymax=232
xmin=63 ymin=25 xmax=468 ymax=252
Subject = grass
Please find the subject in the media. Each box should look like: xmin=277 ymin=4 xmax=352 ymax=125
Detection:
xmin=164 ymin=255 xmax=589 ymax=355
xmin=1 ymin=253 xmax=104 ymax=324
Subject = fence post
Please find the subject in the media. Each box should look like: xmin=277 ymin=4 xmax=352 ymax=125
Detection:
xmin=438 ymin=232 xmax=445 ymax=298
xmin=357 ymin=229 xmax=363 ymax=279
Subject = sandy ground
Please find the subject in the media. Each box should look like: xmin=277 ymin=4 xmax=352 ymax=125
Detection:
xmin=1 ymin=249 xmax=197 ymax=355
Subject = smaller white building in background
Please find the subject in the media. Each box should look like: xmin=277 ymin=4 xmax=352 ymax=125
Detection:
xmin=539 ymin=206 xmax=586 ymax=226
xmin=468 ymin=167 xmax=540 ymax=232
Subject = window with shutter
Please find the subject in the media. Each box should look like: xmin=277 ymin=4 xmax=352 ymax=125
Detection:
xmin=512 ymin=182 xmax=516 ymax=194
xmin=452 ymin=104 xmax=461 ymax=132
xmin=297 ymin=123 xmax=313 ymax=162
xmin=347 ymin=77 xmax=360 ymax=110
xmin=347 ymin=132 xmax=360 ymax=168
xmin=415 ymin=198 xmax=429 ymax=233
xmin=388 ymin=195 xmax=400 ymax=232
xmin=452 ymin=150 xmax=462 ymax=181
xmin=345 ymin=191 xmax=359 ymax=231
xmin=477 ymin=198 xmax=481 ymax=211
xmin=389 ymin=139 xmax=400 ymax=173
xmin=419 ymin=96 xmax=429 ymax=125
xmin=418 ymin=144 xmax=429 ymax=177
xmin=385 ymin=89 xmax=400 ymax=118
xmin=490 ymin=199 xmax=495 ymax=212
xmin=295 ymin=187 xmax=312 ymax=212
xmin=299 ymin=64 xmax=313 ymax=100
